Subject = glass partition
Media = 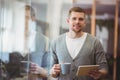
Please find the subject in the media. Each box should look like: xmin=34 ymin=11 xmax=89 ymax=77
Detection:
xmin=0 ymin=0 xmax=31 ymax=79
xmin=0 ymin=0 xmax=73 ymax=80
xmin=0 ymin=0 xmax=51 ymax=79
xmin=2 ymin=0 xmax=119 ymax=80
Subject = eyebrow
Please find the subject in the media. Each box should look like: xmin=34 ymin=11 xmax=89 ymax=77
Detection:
xmin=72 ymin=17 xmax=85 ymax=20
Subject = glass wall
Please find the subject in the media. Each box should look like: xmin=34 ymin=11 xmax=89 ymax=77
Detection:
xmin=0 ymin=0 xmax=73 ymax=80
xmin=0 ymin=0 xmax=32 ymax=79
xmin=0 ymin=0 xmax=119 ymax=80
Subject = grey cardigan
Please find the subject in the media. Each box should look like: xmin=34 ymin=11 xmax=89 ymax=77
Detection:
xmin=50 ymin=33 xmax=108 ymax=80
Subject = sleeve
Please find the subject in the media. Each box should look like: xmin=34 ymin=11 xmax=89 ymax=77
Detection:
xmin=94 ymin=39 xmax=108 ymax=71
xmin=48 ymin=41 xmax=59 ymax=75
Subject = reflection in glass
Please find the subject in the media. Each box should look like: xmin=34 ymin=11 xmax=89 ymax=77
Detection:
xmin=0 ymin=0 xmax=51 ymax=79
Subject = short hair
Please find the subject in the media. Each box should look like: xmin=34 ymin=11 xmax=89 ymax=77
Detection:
xmin=68 ymin=7 xmax=86 ymax=17
xmin=25 ymin=5 xmax=36 ymax=17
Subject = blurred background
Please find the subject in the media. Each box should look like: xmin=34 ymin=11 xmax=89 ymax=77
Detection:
xmin=0 ymin=0 xmax=120 ymax=80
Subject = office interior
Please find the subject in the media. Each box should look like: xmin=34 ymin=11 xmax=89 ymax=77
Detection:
xmin=0 ymin=0 xmax=120 ymax=80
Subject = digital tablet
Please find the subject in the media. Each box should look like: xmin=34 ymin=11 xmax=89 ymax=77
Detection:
xmin=76 ymin=65 xmax=100 ymax=76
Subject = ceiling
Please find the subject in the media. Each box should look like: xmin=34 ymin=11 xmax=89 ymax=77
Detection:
xmin=31 ymin=0 xmax=120 ymax=5
xmin=75 ymin=0 xmax=120 ymax=5
xmin=16 ymin=0 xmax=120 ymax=17
xmin=74 ymin=0 xmax=120 ymax=17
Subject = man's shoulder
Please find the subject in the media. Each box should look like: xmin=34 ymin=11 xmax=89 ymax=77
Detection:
xmin=86 ymin=33 xmax=99 ymax=42
xmin=54 ymin=33 xmax=66 ymax=40
xmin=58 ymin=33 xmax=66 ymax=39
xmin=51 ymin=33 xmax=66 ymax=44
xmin=86 ymin=33 xmax=96 ymax=39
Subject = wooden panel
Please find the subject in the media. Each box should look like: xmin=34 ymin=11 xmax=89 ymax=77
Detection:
xmin=91 ymin=0 xmax=96 ymax=36
xmin=24 ymin=5 xmax=29 ymax=54
xmin=113 ymin=0 xmax=119 ymax=80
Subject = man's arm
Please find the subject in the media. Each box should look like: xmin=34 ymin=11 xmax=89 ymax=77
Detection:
xmin=49 ymin=41 xmax=61 ymax=78
xmin=88 ymin=68 xmax=108 ymax=80
xmin=89 ymin=39 xmax=108 ymax=80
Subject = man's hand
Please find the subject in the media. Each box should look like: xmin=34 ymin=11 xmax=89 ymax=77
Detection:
xmin=88 ymin=69 xmax=108 ymax=80
xmin=50 ymin=64 xmax=61 ymax=78
xmin=30 ymin=62 xmax=47 ymax=78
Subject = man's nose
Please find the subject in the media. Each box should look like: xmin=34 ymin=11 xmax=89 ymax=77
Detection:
xmin=75 ymin=19 xmax=80 ymax=23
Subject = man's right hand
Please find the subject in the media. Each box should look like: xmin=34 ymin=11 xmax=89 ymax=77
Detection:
xmin=50 ymin=64 xmax=61 ymax=78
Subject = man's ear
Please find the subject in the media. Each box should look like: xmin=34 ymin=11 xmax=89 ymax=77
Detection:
xmin=66 ymin=18 xmax=69 ymax=23
xmin=84 ymin=20 xmax=87 ymax=27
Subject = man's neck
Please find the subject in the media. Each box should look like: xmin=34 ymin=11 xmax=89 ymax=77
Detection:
xmin=67 ymin=31 xmax=84 ymax=39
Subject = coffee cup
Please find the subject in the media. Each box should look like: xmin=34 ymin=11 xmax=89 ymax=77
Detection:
xmin=20 ymin=61 xmax=31 ymax=75
xmin=60 ymin=63 xmax=71 ymax=75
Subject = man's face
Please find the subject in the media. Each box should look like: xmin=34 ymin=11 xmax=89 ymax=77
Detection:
xmin=25 ymin=9 xmax=31 ymax=20
xmin=67 ymin=11 xmax=86 ymax=33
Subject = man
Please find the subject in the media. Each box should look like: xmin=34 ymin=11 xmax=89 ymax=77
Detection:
xmin=24 ymin=5 xmax=49 ymax=80
xmin=49 ymin=7 xmax=108 ymax=80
